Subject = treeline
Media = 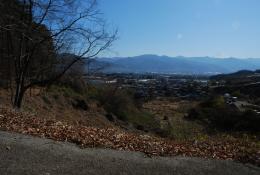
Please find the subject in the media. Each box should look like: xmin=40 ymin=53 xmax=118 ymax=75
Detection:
xmin=0 ymin=0 xmax=116 ymax=108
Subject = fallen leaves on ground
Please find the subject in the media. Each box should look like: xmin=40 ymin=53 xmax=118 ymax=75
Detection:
xmin=0 ymin=108 xmax=259 ymax=167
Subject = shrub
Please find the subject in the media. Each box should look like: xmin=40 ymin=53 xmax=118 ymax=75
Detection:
xmin=42 ymin=95 xmax=51 ymax=105
xmin=96 ymin=86 xmax=160 ymax=130
xmin=71 ymin=98 xmax=88 ymax=111
xmin=187 ymin=96 xmax=260 ymax=133
xmin=200 ymin=96 xmax=225 ymax=108
xmin=47 ymin=85 xmax=81 ymax=98
xmin=58 ymin=76 xmax=87 ymax=94
xmin=232 ymin=90 xmax=242 ymax=98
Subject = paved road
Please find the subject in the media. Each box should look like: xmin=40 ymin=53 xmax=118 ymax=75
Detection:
xmin=0 ymin=131 xmax=259 ymax=175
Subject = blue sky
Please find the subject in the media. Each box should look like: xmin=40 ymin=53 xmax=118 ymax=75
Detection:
xmin=99 ymin=0 xmax=260 ymax=58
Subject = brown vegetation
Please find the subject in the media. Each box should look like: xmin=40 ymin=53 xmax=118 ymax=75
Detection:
xmin=0 ymin=107 xmax=259 ymax=167
xmin=0 ymin=87 xmax=112 ymax=128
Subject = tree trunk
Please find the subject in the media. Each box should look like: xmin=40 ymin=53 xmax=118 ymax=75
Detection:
xmin=13 ymin=87 xmax=25 ymax=109
xmin=13 ymin=77 xmax=26 ymax=109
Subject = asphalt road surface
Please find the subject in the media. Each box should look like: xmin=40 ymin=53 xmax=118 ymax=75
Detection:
xmin=0 ymin=131 xmax=259 ymax=175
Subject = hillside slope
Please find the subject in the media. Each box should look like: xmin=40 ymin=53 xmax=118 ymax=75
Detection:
xmin=0 ymin=107 xmax=259 ymax=166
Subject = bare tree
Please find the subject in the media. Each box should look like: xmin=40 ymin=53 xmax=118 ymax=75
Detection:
xmin=0 ymin=0 xmax=117 ymax=108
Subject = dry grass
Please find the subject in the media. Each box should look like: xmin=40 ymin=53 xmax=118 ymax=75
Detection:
xmin=143 ymin=99 xmax=203 ymax=140
xmin=0 ymin=87 xmax=113 ymax=128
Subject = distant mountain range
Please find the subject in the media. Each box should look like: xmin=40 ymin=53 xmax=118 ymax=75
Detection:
xmin=90 ymin=55 xmax=260 ymax=75
xmin=211 ymin=70 xmax=260 ymax=80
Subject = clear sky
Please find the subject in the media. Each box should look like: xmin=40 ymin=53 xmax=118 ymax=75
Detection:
xmin=99 ymin=0 xmax=260 ymax=58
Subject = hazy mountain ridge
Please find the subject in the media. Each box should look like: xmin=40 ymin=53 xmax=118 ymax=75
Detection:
xmin=93 ymin=55 xmax=260 ymax=74
xmin=211 ymin=70 xmax=260 ymax=80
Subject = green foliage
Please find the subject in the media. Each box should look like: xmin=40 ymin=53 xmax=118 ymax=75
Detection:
xmin=96 ymin=86 xmax=160 ymax=130
xmin=200 ymin=96 xmax=225 ymax=108
xmin=42 ymin=95 xmax=51 ymax=105
xmin=47 ymin=85 xmax=81 ymax=98
xmin=164 ymin=117 xmax=204 ymax=141
xmin=127 ymin=111 xmax=160 ymax=130
xmin=187 ymin=96 xmax=260 ymax=133
xmin=52 ymin=94 xmax=60 ymax=100
xmin=232 ymin=90 xmax=242 ymax=98
xmin=58 ymin=77 xmax=87 ymax=94
xmin=86 ymin=85 xmax=99 ymax=99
